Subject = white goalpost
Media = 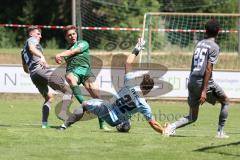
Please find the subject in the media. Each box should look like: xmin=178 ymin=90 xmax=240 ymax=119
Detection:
xmin=140 ymin=12 xmax=240 ymax=70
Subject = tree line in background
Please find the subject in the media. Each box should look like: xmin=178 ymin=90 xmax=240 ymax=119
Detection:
xmin=0 ymin=0 xmax=237 ymax=49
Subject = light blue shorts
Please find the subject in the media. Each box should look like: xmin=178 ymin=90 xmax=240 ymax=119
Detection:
xmin=85 ymin=99 xmax=121 ymax=127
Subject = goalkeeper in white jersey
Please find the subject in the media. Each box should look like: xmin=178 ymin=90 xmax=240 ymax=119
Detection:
xmin=59 ymin=38 xmax=164 ymax=134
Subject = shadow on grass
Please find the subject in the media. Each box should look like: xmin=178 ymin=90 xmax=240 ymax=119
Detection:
xmin=89 ymin=129 xmax=122 ymax=134
xmin=49 ymin=125 xmax=61 ymax=129
xmin=0 ymin=124 xmax=63 ymax=129
xmin=226 ymin=132 xmax=240 ymax=135
xmin=194 ymin=141 xmax=240 ymax=157
xmin=0 ymin=124 xmax=11 ymax=127
xmin=167 ymin=133 xmax=212 ymax=138
xmin=169 ymin=135 xmax=191 ymax=138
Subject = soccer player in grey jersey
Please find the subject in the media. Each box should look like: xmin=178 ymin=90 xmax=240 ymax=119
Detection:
xmin=21 ymin=26 xmax=72 ymax=128
xmin=164 ymin=19 xmax=230 ymax=138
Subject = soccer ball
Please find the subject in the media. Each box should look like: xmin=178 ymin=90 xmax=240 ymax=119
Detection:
xmin=116 ymin=120 xmax=131 ymax=132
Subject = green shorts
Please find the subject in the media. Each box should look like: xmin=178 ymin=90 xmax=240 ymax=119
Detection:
xmin=66 ymin=66 xmax=95 ymax=85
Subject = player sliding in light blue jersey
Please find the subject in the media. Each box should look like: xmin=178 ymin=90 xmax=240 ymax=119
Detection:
xmin=59 ymin=38 xmax=164 ymax=134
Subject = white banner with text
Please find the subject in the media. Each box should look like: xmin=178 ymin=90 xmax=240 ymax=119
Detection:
xmin=0 ymin=65 xmax=240 ymax=99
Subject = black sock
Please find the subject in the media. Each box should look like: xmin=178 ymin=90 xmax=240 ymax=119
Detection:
xmin=42 ymin=102 xmax=50 ymax=123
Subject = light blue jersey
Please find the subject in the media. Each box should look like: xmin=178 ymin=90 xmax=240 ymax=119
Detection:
xmin=105 ymin=72 xmax=153 ymax=123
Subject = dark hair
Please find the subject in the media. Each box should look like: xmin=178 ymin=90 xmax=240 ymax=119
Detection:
xmin=140 ymin=74 xmax=154 ymax=94
xmin=64 ymin=25 xmax=77 ymax=36
xmin=27 ymin=26 xmax=41 ymax=36
xmin=205 ymin=19 xmax=220 ymax=38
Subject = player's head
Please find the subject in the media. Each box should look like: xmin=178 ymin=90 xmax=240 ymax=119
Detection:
xmin=205 ymin=19 xmax=220 ymax=38
xmin=64 ymin=25 xmax=78 ymax=44
xmin=27 ymin=26 xmax=42 ymax=42
xmin=140 ymin=74 xmax=154 ymax=95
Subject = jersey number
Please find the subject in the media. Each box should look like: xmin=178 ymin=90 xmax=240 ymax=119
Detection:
xmin=116 ymin=95 xmax=136 ymax=113
xmin=193 ymin=48 xmax=208 ymax=71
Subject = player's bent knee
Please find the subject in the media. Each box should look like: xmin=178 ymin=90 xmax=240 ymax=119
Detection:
xmin=82 ymin=101 xmax=89 ymax=110
xmin=65 ymin=74 xmax=77 ymax=86
xmin=220 ymin=96 xmax=230 ymax=106
xmin=45 ymin=93 xmax=53 ymax=102
xmin=65 ymin=77 xmax=73 ymax=85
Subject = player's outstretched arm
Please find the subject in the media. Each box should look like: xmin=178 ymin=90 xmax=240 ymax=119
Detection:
xmin=125 ymin=38 xmax=145 ymax=73
xmin=58 ymin=48 xmax=81 ymax=57
xmin=55 ymin=48 xmax=81 ymax=64
xmin=148 ymin=120 xmax=164 ymax=134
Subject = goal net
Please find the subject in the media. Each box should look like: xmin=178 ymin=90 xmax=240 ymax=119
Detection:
xmin=140 ymin=12 xmax=240 ymax=70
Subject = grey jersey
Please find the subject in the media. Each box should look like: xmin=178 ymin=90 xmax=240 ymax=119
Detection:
xmin=190 ymin=39 xmax=220 ymax=78
xmin=21 ymin=37 xmax=43 ymax=74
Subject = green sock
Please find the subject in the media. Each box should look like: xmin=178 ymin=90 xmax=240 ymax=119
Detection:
xmin=71 ymin=85 xmax=84 ymax=104
xmin=98 ymin=117 xmax=105 ymax=129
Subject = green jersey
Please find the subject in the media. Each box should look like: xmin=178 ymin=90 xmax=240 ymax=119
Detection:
xmin=64 ymin=40 xmax=90 ymax=71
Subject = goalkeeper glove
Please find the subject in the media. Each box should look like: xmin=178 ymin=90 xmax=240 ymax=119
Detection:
xmin=132 ymin=38 xmax=145 ymax=56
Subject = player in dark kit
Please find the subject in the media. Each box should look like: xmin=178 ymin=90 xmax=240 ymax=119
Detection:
xmin=21 ymin=26 xmax=72 ymax=128
xmin=164 ymin=19 xmax=230 ymax=138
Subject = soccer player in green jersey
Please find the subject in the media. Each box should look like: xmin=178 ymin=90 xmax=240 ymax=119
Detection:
xmin=55 ymin=25 xmax=110 ymax=130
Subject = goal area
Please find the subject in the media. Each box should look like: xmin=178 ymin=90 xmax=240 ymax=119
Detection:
xmin=140 ymin=12 xmax=240 ymax=70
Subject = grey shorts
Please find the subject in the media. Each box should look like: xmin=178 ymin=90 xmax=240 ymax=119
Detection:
xmin=85 ymin=99 xmax=121 ymax=127
xmin=188 ymin=77 xmax=226 ymax=107
xmin=30 ymin=68 xmax=67 ymax=98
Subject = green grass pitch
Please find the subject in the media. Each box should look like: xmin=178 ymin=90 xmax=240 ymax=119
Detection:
xmin=0 ymin=96 xmax=240 ymax=160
